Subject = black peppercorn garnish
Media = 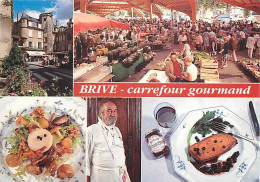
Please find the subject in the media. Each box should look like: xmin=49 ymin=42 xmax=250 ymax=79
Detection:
xmin=214 ymin=140 xmax=217 ymax=143
xmin=202 ymin=147 xmax=206 ymax=150
xmin=195 ymin=136 xmax=200 ymax=142
xmin=44 ymin=134 xmax=47 ymax=137
xmin=212 ymin=147 xmax=215 ymax=151
xmin=37 ymin=136 xmax=42 ymax=140
xmin=223 ymin=145 xmax=226 ymax=148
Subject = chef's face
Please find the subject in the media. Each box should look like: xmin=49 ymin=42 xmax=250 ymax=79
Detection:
xmin=100 ymin=102 xmax=118 ymax=126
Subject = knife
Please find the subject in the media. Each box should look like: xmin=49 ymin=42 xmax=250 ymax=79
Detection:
xmin=249 ymin=101 xmax=259 ymax=138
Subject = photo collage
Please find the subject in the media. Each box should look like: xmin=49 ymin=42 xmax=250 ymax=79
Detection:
xmin=0 ymin=0 xmax=259 ymax=182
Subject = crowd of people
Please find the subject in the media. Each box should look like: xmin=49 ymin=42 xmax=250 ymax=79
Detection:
xmin=74 ymin=17 xmax=259 ymax=82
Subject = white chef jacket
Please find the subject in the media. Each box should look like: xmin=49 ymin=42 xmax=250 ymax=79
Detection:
xmin=87 ymin=118 xmax=131 ymax=182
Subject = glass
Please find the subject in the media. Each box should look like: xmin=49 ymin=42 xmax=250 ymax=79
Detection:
xmin=153 ymin=102 xmax=177 ymax=128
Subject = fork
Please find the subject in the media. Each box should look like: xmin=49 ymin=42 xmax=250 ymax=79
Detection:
xmin=213 ymin=122 xmax=260 ymax=149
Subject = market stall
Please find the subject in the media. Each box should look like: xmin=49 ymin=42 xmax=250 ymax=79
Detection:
xmin=239 ymin=59 xmax=260 ymax=81
xmin=74 ymin=13 xmax=130 ymax=35
xmin=74 ymin=56 xmax=111 ymax=82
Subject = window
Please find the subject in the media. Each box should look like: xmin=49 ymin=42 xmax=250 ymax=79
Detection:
xmin=38 ymin=24 xmax=42 ymax=29
xmin=28 ymin=21 xmax=32 ymax=27
xmin=38 ymin=42 xmax=42 ymax=49
xmin=29 ymin=42 xmax=32 ymax=48
xmin=44 ymin=18 xmax=46 ymax=21
xmin=29 ymin=30 xmax=32 ymax=38
xmin=44 ymin=46 xmax=47 ymax=51
xmin=44 ymin=37 xmax=47 ymax=43
xmin=38 ymin=32 xmax=42 ymax=39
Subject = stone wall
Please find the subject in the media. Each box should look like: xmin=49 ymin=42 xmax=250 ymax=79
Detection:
xmin=0 ymin=2 xmax=12 ymax=59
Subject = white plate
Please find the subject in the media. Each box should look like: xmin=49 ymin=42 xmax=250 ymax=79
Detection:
xmin=170 ymin=106 xmax=257 ymax=182
xmin=0 ymin=97 xmax=87 ymax=182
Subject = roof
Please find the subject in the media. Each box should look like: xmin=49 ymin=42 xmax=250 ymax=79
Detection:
xmin=74 ymin=0 xmax=197 ymax=21
xmin=218 ymin=0 xmax=260 ymax=14
xmin=21 ymin=12 xmax=39 ymax=23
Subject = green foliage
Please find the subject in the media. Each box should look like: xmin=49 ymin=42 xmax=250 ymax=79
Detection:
xmin=2 ymin=44 xmax=26 ymax=76
xmin=7 ymin=134 xmax=21 ymax=154
xmin=244 ymin=9 xmax=251 ymax=18
xmin=49 ymin=76 xmax=73 ymax=96
xmin=3 ymin=68 xmax=46 ymax=96
xmin=197 ymin=0 xmax=228 ymax=13
xmin=2 ymin=44 xmax=47 ymax=96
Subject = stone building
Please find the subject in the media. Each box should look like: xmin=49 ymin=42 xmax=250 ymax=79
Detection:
xmin=13 ymin=11 xmax=72 ymax=56
xmin=39 ymin=13 xmax=54 ymax=53
xmin=0 ymin=0 xmax=13 ymax=60
xmin=53 ymin=18 xmax=73 ymax=52
xmin=13 ymin=12 xmax=44 ymax=52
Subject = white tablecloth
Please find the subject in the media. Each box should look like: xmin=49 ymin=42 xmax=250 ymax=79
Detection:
xmin=141 ymin=98 xmax=260 ymax=182
xmin=139 ymin=70 xmax=169 ymax=83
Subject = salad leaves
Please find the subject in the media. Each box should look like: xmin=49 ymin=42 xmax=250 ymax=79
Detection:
xmin=7 ymin=135 xmax=21 ymax=154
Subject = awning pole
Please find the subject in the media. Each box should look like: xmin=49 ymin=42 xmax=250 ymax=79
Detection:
xmin=149 ymin=3 xmax=153 ymax=21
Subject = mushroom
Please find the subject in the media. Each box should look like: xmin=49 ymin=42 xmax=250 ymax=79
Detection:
xmin=50 ymin=126 xmax=64 ymax=139
xmin=52 ymin=115 xmax=69 ymax=125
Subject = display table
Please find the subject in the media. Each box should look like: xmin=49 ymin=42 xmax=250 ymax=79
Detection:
xmin=240 ymin=61 xmax=260 ymax=81
xmin=74 ymin=56 xmax=108 ymax=81
xmin=139 ymin=70 xmax=169 ymax=83
xmin=74 ymin=65 xmax=111 ymax=82
xmin=112 ymin=53 xmax=144 ymax=82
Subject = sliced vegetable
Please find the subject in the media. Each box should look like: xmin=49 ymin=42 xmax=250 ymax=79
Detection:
xmin=6 ymin=154 xmax=22 ymax=167
xmin=16 ymin=115 xmax=28 ymax=126
xmin=37 ymin=118 xmax=49 ymax=129
xmin=48 ymin=113 xmax=55 ymax=123
xmin=61 ymin=137 xmax=72 ymax=148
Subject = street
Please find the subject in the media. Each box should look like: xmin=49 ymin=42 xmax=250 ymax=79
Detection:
xmin=28 ymin=61 xmax=73 ymax=96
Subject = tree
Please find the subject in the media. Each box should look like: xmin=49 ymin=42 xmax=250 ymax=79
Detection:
xmin=2 ymin=44 xmax=26 ymax=76
xmin=244 ymin=9 xmax=251 ymax=18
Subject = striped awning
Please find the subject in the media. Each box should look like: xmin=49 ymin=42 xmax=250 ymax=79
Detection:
xmin=26 ymin=51 xmax=46 ymax=57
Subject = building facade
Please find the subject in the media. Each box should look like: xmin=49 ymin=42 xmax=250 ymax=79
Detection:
xmin=13 ymin=12 xmax=72 ymax=55
xmin=13 ymin=12 xmax=44 ymax=51
xmin=0 ymin=0 xmax=13 ymax=60
xmin=53 ymin=18 xmax=73 ymax=52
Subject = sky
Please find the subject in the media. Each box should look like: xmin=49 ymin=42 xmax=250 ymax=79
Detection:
xmin=13 ymin=0 xmax=73 ymax=26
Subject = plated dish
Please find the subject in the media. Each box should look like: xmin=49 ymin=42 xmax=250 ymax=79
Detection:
xmin=170 ymin=106 xmax=257 ymax=182
xmin=0 ymin=97 xmax=87 ymax=182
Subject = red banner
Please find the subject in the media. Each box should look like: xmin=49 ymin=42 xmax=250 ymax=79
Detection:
xmin=74 ymin=83 xmax=260 ymax=98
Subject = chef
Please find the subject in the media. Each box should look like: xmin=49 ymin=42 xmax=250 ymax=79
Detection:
xmin=87 ymin=101 xmax=131 ymax=182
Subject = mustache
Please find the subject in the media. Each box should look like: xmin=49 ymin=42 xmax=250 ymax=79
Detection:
xmin=108 ymin=116 xmax=117 ymax=120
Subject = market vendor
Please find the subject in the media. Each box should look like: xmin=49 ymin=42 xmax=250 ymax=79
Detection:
xmin=181 ymin=57 xmax=198 ymax=82
xmin=165 ymin=53 xmax=183 ymax=82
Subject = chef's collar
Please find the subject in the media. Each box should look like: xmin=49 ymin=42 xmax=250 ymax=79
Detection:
xmin=98 ymin=117 xmax=115 ymax=131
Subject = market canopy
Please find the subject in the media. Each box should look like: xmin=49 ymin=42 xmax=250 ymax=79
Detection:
xmin=74 ymin=12 xmax=130 ymax=35
xmin=26 ymin=51 xmax=46 ymax=57
xmin=74 ymin=0 xmax=197 ymax=22
xmin=218 ymin=0 xmax=260 ymax=14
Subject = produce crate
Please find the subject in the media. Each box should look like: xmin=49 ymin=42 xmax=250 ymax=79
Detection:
xmin=200 ymin=59 xmax=218 ymax=69
xmin=200 ymin=68 xmax=219 ymax=80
